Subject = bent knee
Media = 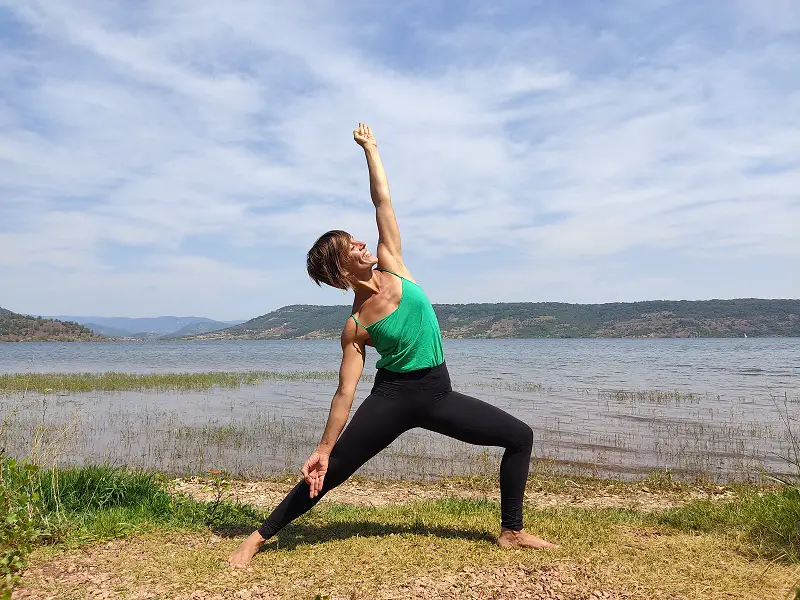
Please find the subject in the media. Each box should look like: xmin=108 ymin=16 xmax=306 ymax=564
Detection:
xmin=507 ymin=419 xmax=533 ymax=452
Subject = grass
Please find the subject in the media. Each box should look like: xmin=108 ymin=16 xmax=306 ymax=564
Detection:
xmin=7 ymin=465 xmax=800 ymax=599
xmin=657 ymin=486 xmax=800 ymax=561
xmin=598 ymin=388 xmax=704 ymax=405
xmin=21 ymin=464 xmax=263 ymax=547
xmin=0 ymin=370 xmax=349 ymax=394
xmin=0 ymin=371 xmax=718 ymax=401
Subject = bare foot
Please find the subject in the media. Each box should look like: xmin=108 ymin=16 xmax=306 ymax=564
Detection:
xmin=497 ymin=528 xmax=559 ymax=550
xmin=228 ymin=530 xmax=267 ymax=569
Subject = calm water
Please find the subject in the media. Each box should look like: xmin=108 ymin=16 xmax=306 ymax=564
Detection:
xmin=2 ymin=339 xmax=798 ymax=481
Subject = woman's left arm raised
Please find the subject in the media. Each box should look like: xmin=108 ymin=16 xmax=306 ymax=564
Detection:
xmin=353 ymin=123 xmax=411 ymax=278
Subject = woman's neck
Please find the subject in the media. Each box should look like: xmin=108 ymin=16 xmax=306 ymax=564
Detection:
xmin=351 ymin=268 xmax=382 ymax=296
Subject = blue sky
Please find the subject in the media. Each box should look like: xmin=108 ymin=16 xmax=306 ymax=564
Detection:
xmin=0 ymin=0 xmax=798 ymax=320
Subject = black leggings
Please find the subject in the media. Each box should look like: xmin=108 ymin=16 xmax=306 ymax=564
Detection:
xmin=257 ymin=362 xmax=533 ymax=538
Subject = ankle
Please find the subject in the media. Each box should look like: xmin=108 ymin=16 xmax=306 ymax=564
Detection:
xmin=248 ymin=531 xmax=267 ymax=546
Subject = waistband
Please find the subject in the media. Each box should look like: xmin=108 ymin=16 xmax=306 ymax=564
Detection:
xmin=374 ymin=361 xmax=448 ymax=382
xmin=371 ymin=361 xmax=451 ymax=397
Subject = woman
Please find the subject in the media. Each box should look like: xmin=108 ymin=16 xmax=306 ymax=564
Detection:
xmin=229 ymin=123 xmax=557 ymax=568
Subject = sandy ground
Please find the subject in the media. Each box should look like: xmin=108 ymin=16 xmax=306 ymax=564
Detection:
xmin=169 ymin=475 xmax=740 ymax=513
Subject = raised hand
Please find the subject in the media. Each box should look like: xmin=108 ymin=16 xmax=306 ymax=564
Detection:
xmin=353 ymin=122 xmax=377 ymax=148
xmin=300 ymin=451 xmax=330 ymax=499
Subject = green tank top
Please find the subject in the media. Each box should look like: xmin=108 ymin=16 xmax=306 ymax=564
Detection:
xmin=350 ymin=269 xmax=445 ymax=372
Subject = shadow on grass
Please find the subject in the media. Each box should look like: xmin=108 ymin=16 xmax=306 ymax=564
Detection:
xmin=212 ymin=521 xmax=495 ymax=549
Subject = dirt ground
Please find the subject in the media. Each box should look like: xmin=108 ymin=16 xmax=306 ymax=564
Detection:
xmin=169 ymin=474 xmax=740 ymax=513
xmin=13 ymin=545 xmax=606 ymax=600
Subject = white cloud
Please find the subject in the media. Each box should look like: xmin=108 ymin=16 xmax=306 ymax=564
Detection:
xmin=0 ymin=0 xmax=798 ymax=318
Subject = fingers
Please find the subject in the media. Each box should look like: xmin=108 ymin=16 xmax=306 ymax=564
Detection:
xmin=302 ymin=455 xmax=317 ymax=485
xmin=301 ymin=454 xmax=326 ymax=497
xmin=354 ymin=122 xmax=372 ymax=137
xmin=353 ymin=122 xmax=376 ymax=149
xmin=309 ymin=474 xmax=325 ymax=498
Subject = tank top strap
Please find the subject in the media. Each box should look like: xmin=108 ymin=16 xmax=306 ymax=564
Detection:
xmin=376 ymin=267 xmax=408 ymax=282
xmin=349 ymin=314 xmax=366 ymax=329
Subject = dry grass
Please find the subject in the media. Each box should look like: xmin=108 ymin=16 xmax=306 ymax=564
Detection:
xmin=14 ymin=527 xmax=799 ymax=599
xmin=170 ymin=472 xmax=751 ymax=513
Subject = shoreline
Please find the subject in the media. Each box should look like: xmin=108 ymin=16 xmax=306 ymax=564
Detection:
xmin=1 ymin=369 xmax=794 ymax=484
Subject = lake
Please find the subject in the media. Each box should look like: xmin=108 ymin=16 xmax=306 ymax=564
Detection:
xmin=1 ymin=338 xmax=798 ymax=481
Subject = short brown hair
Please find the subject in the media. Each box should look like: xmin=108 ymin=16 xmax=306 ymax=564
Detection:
xmin=307 ymin=230 xmax=352 ymax=289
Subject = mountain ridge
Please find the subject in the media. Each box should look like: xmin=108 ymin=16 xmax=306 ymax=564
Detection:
xmin=6 ymin=299 xmax=798 ymax=342
xmin=49 ymin=315 xmax=245 ymax=336
xmin=182 ymin=298 xmax=800 ymax=340
xmin=0 ymin=307 xmax=106 ymax=342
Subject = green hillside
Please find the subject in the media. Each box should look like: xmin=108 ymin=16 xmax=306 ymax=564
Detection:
xmin=184 ymin=298 xmax=800 ymax=340
xmin=0 ymin=307 xmax=106 ymax=342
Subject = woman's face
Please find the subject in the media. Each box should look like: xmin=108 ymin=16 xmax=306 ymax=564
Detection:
xmin=343 ymin=236 xmax=379 ymax=274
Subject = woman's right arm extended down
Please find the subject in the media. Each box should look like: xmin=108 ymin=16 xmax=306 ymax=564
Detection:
xmin=301 ymin=320 xmax=365 ymax=498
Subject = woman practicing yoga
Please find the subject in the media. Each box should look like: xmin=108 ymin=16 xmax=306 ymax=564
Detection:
xmin=229 ymin=123 xmax=557 ymax=568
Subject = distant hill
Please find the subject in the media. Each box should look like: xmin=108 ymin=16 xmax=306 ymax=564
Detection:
xmin=183 ymin=299 xmax=800 ymax=340
xmin=188 ymin=305 xmax=350 ymax=340
xmin=51 ymin=315 xmax=244 ymax=336
xmin=0 ymin=307 xmax=106 ymax=342
xmin=82 ymin=323 xmax=137 ymax=337
xmin=163 ymin=320 xmax=234 ymax=338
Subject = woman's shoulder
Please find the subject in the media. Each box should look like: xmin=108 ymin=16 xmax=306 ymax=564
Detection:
xmin=345 ymin=302 xmax=375 ymax=346
xmin=342 ymin=313 xmax=374 ymax=347
xmin=375 ymin=263 xmax=416 ymax=284
xmin=375 ymin=244 xmax=415 ymax=282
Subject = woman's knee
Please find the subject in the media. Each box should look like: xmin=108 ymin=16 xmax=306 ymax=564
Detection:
xmin=508 ymin=419 xmax=533 ymax=452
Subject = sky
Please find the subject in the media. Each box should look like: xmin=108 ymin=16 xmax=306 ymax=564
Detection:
xmin=0 ymin=0 xmax=798 ymax=321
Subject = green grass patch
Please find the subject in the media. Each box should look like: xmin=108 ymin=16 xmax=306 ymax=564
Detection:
xmin=0 ymin=370 xmax=359 ymax=394
xmin=654 ymin=485 xmax=800 ymax=561
xmin=6 ymin=463 xmax=262 ymax=548
xmin=2 ymin=461 xmax=264 ymax=597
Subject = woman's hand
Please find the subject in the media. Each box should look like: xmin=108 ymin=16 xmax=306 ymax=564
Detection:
xmin=300 ymin=451 xmax=330 ymax=498
xmin=353 ymin=122 xmax=377 ymax=148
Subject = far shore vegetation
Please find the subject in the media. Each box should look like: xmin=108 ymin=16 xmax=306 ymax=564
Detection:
xmin=3 ymin=298 xmax=800 ymax=341
xmin=0 ymin=306 xmax=102 ymax=342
